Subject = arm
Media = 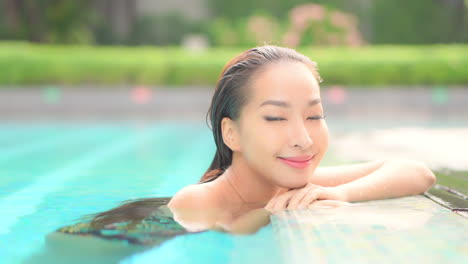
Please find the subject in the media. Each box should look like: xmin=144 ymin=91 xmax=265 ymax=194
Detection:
xmin=310 ymin=159 xmax=388 ymax=187
xmin=331 ymin=159 xmax=436 ymax=202
xmin=267 ymin=159 xmax=436 ymax=212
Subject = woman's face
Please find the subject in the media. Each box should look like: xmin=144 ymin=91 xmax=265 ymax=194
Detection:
xmin=233 ymin=61 xmax=329 ymax=189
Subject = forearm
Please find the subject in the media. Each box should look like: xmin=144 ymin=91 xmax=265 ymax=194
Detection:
xmin=335 ymin=159 xmax=436 ymax=202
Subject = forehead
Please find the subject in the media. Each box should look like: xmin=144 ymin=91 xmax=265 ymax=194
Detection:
xmin=247 ymin=62 xmax=321 ymax=104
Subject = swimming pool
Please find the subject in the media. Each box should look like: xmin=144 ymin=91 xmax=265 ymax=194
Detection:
xmin=0 ymin=122 xmax=220 ymax=263
xmin=0 ymin=122 xmax=466 ymax=264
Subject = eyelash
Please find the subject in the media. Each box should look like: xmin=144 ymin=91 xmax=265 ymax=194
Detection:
xmin=264 ymin=115 xmax=326 ymax=121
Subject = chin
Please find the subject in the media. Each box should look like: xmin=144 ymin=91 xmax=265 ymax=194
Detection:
xmin=278 ymin=178 xmax=308 ymax=190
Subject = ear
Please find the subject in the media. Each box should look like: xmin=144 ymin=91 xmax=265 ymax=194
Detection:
xmin=221 ymin=117 xmax=241 ymax=152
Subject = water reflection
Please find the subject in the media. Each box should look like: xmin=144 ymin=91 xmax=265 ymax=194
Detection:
xmin=26 ymin=196 xmax=272 ymax=263
xmin=53 ymin=197 xmax=203 ymax=245
xmin=29 ymin=188 xmax=465 ymax=264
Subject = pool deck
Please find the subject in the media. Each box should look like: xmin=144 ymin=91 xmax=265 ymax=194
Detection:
xmin=0 ymin=86 xmax=467 ymax=123
xmin=271 ymin=195 xmax=468 ymax=263
xmin=1 ymin=86 xmax=468 ymax=172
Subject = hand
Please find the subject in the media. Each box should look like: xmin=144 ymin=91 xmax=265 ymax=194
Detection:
xmin=265 ymin=183 xmax=350 ymax=213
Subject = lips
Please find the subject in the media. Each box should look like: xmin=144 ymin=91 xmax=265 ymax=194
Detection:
xmin=279 ymin=155 xmax=314 ymax=162
xmin=278 ymin=155 xmax=315 ymax=169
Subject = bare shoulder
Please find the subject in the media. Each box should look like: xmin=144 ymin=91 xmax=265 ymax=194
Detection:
xmin=167 ymin=183 xmax=228 ymax=232
xmin=168 ymin=183 xmax=220 ymax=210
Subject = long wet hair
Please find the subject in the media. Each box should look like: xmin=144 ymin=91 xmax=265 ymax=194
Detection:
xmin=57 ymin=46 xmax=321 ymax=235
xmin=199 ymin=45 xmax=321 ymax=183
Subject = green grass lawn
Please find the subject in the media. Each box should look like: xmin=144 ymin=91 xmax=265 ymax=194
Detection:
xmin=434 ymin=170 xmax=468 ymax=195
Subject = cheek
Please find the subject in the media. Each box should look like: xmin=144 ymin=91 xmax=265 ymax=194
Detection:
xmin=242 ymin=125 xmax=275 ymax=154
xmin=318 ymin=123 xmax=329 ymax=146
xmin=239 ymin=123 xmax=286 ymax=168
xmin=311 ymin=121 xmax=329 ymax=155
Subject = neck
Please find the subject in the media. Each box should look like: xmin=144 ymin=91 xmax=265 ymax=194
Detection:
xmin=221 ymin=152 xmax=285 ymax=208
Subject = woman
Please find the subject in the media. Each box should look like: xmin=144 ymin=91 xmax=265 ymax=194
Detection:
xmin=55 ymin=45 xmax=436 ymax=245
xmin=167 ymin=45 xmax=436 ymax=232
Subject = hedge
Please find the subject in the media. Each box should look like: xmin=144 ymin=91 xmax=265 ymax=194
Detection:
xmin=0 ymin=42 xmax=467 ymax=86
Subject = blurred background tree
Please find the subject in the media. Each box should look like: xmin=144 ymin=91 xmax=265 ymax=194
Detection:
xmin=1 ymin=0 xmax=466 ymax=46
xmin=369 ymin=0 xmax=468 ymax=44
xmin=1 ymin=0 xmax=96 ymax=43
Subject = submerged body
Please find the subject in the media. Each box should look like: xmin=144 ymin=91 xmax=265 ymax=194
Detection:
xmin=55 ymin=198 xmax=192 ymax=246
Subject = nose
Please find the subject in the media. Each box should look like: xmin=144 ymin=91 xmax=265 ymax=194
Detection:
xmin=289 ymin=119 xmax=313 ymax=149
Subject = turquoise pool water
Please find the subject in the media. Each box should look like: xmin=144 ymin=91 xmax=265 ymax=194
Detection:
xmin=1 ymin=122 xmax=274 ymax=263
xmin=1 ymin=122 xmax=466 ymax=264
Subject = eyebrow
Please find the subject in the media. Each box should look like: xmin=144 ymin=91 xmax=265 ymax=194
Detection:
xmin=259 ymin=98 xmax=321 ymax=108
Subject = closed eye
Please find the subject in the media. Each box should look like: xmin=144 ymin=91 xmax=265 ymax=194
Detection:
xmin=307 ymin=115 xmax=326 ymax=120
xmin=264 ymin=115 xmax=326 ymax=121
xmin=264 ymin=116 xmax=286 ymax=121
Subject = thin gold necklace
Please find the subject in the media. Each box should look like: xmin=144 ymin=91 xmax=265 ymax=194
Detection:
xmin=225 ymin=171 xmax=266 ymax=206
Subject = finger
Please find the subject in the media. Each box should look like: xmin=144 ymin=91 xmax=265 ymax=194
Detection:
xmin=298 ymin=189 xmax=323 ymax=209
xmin=308 ymin=203 xmax=332 ymax=209
xmin=264 ymin=203 xmax=271 ymax=212
xmin=320 ymin=200 xmax=352 ymax=207
xmin=308 ymin=200 xmax=352 ymax=209
xmin=264 ymin=198 xmax=276 ymax=212
xmin=287 ymin=187 xmax=312 ymax=210
xmin=307 ymin=200 xmax=335 ymax=209
xmin=288 ymin=183 xmax=323 ymax=210
xmin=272 ymin=190 xmax=297 ymax=212
xmin=271 ymin=194 xmax=291 ymax=212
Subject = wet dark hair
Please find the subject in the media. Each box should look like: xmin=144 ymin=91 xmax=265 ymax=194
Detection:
xmin=199 ymin=45 xmax=321 ymax=183
xmin=55 ymin=197 xmax=195 ymax=246
xmin=55 ymin=46 xmax=321 ymax=239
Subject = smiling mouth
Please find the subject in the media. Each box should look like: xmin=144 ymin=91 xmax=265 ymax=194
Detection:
xmin=277 ymin=155 xmax=315 ymax=169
